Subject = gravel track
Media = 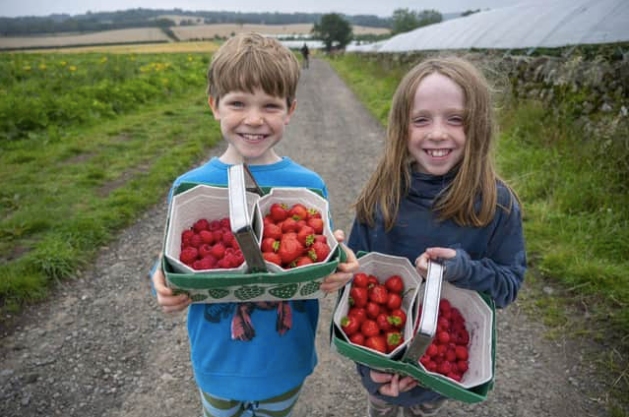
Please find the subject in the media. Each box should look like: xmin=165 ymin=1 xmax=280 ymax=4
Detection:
xmin=0 ymin=58 xmax=612 ymax=417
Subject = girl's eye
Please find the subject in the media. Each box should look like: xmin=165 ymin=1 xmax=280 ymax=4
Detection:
xmin=413 ymin=117 xmax=429 ymax=126
xmin=448 ymin=116 xmax=464 ymax=125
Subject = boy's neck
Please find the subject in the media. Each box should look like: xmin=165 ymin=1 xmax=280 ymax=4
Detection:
xmin=219 ymin=148 xmax=283 ymax=166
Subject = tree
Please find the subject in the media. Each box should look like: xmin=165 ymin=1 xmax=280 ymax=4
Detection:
xmin=312 ymin=13 xmax=353 ymax=53
xmin=391 ymin=8 xmax=442 ymax=35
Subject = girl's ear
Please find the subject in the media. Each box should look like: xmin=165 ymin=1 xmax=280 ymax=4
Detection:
xmin=208 ymin=96 xmax=220 ymax=120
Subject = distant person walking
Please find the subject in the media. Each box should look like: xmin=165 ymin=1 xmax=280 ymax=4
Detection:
xmin=300 ymin=43 xmax=310 ymax=69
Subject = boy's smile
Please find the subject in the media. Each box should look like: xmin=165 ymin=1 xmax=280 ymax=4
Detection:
xmin=209 ymin=88 xmax=296 ymax=165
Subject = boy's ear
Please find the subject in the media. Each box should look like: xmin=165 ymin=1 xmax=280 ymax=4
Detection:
xmin=208 ymin=96 xmax=220 ymax=120
xmin=285 ymin=100 xmax=297 ymax=124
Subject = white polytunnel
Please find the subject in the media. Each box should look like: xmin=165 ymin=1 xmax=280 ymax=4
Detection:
xmin=347 ymin=0 xmax=629 ymax=52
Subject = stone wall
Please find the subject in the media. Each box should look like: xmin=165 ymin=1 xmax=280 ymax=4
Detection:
xmin=352 ymin=46 xmax=629 ymax=123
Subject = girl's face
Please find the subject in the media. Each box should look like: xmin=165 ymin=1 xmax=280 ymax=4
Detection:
xmin=407 ymin=72 xmax=466 ymax=176
xmin=209 ymin=88 xmax=296 ymax=165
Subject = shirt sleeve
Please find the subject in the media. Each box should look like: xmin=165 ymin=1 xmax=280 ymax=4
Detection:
xmin=443 ymin=199 xmax=527 ymax=308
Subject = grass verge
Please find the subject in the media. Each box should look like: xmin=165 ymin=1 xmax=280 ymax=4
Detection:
xmin=0 ymin=93 xmax=220 ymax=312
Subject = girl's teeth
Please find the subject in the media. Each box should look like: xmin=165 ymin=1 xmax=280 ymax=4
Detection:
xmin=242 ymin=134 xmax=264 ymax=140
xmin=428 ymin=149 xmax=448 ymax=157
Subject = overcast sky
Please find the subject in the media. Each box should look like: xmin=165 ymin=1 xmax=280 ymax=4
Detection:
xmin=0 ymin=0 xmax=527 ymax=18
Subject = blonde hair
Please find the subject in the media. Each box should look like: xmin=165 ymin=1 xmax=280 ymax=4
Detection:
xmin=206 ymin=32 xmax=301 ymax=106
xmin=354 ymin=55 xmax=517 ymax=230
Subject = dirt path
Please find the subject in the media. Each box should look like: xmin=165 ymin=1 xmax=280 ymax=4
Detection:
xmin=0 ymin=58 xmax=611 ymax=417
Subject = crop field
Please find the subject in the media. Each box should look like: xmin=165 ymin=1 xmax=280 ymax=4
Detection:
xmin=0 ymin=23 xmax=390 ymax=51
xmin=0 ymin=28 xmax=171 ymax=50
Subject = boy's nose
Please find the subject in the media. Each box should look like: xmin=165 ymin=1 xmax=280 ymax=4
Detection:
xmin=245 ymin=111 xmax=264 ymax=125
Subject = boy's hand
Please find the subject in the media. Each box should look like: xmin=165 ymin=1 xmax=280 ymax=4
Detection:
xmin=152 ymin=266 xmax=191 ymax=313
xmin=370 ymin=370 xmax=418 ymax=397
xmin=415 ymin=247 xmax=456 ymax=279
xmin=319 ymin=230 xmax=359 ymax=294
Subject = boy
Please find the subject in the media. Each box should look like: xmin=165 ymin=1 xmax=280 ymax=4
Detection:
xmin=150 ymin=32 xmax=358 ymax=417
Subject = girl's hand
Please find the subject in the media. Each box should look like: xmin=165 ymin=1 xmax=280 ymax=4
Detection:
xmin=320 ymin=230 xmax=359 ymax=294
xmin=152 ymin=266 xmax=191 ymax=313
xmin=415 ymin=247 xmax=456 ymax=279
xmin=370 ymin=370 xmax=418 ymax=397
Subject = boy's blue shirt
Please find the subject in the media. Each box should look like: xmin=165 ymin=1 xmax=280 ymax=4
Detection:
xmin=347 ymin=170 xmax=527 ymax=406
xmin=163 ymin=156 xmax=329 ymax=401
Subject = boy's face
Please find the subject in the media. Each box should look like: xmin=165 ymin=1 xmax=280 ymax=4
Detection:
xmin=209 ymin=88 xmax=296 ymax=165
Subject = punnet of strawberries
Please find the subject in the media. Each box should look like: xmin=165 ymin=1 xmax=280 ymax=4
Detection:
xmin=178 ymin=217 xmax=245 ymax=270
xmin=417 ymin=298 xmax=470 ymax=383
xmin=339 ymin=272 xmax=408 ymax=355
xmin=260 ymin=202 xmax=332 ymax=269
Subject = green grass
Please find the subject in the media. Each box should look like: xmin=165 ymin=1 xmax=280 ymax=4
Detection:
xmin=0 ymin=93 xmax=220 ymax=311
xmin=327 ymin=54 xmax=629 ymax=415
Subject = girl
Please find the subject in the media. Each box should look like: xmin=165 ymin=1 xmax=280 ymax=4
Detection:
xmin=347 ymin=56 xmax=527 ymax=417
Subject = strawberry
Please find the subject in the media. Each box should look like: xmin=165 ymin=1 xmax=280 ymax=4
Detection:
xmin=261 ymin=237 xmax=278 ymax=253
xmin=307 ymin=207 xmax=322 ymax=219
xmin=269 ymin=203 xmax=289 ymax=222
xmin=386 ymin=292 xmax=403 ymax=311
xmin=384 ymin=275 xmax=404 ymax=294
xmin=376 ymin=313 xmax=393 ymax=332
xmin=360 ymin=319 xmax=380 ymax=337
xmin=349 ymin=286 xmax=368 ymax=308
xmin=281 ymin=217 xmax=299 ymax=233
xmin=262 ymin=223 xmax=283 ymax=240
xmin=348 ymin=307 xmax=368 ymax=325
xmin=340 ymin=316 xmax=360 ymax=336
xmin=288 ymin=203 xmax=309 ymax=220
xmin=352 ymin=272 xmax=370 ymax=288
xmin=296 ymin=225 xmax=316 ymax=247
xmin=364 ymin=335 xmax=388 ymax=354
xmin=306 ymin=217 xmax=324 ymax=234
xmin=389 ymin=308 xmax=407 ymax=328
xmin=349 ymin=332 xmax=365 ymax=346
xmin=365 ymin=301 xmax=380 ymax=319
xmin=293 ymin=256 xmax=314 ymax=267
xmin=385 ymin=331 xmax=403 ymax=352
xmin=263 ymin=251 xmax=282 ymax=266
xmin=277 ymin=235 xmax=304 ymax=265
xmin=308 ymin=241 xmax=331 ymax=262
xmin=369 ymin=284 xmax=389 ymax=305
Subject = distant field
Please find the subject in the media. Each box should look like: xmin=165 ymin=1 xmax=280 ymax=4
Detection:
xmin=0 ymin=28 xmax=170 ymax=50
xmin=0 ymin=23 xmax=390 ymax=51
xmin=171 ymin=23 xmax=390 ymax=40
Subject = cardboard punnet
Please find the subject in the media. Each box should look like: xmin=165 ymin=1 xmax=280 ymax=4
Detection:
xmin=331 ymin=253 xmax=496 ymax=403
xmin=162 ymin=182 xmax=344 ymax=303
xmin=333 ymin=252 xmax=421 ymax=358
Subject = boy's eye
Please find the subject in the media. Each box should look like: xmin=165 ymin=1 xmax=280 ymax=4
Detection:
xmin=229 ymin=101 xmax=244 ymax=108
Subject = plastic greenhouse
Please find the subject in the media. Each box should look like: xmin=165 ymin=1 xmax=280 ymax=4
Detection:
xmin=348 ymin=0 xmax=629 ymax=52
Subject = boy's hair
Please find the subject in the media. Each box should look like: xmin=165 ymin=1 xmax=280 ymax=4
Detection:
xmin=355 ymin=55 xmax=517 ymax=230
xmin=206 ymin=32 xmax=301 ymax=106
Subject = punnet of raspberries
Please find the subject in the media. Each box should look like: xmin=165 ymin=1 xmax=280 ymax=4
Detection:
xmin=339 ymin=272 xmax=408 ymax=355
xmin=178 ymin=217 xmax=245 ymax=270
xmin=417 ymin=298 xmax=470 ymax=383
xmin=260 ymin=202 xmax=332 ymax=269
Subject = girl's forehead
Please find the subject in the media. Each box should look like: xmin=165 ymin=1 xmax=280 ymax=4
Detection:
xmin=413 ymin=73 xmax=464 ymax=108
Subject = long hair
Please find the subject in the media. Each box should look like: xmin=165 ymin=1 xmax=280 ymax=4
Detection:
xmin=206 ymin=32 xmax=301 ymax=106
xmin=354 ymin=55 xmax=517 ymax=230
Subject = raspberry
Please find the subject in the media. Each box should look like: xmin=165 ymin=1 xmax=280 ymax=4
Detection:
xmin=179 ymin=246 xmax=198 ymax=265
